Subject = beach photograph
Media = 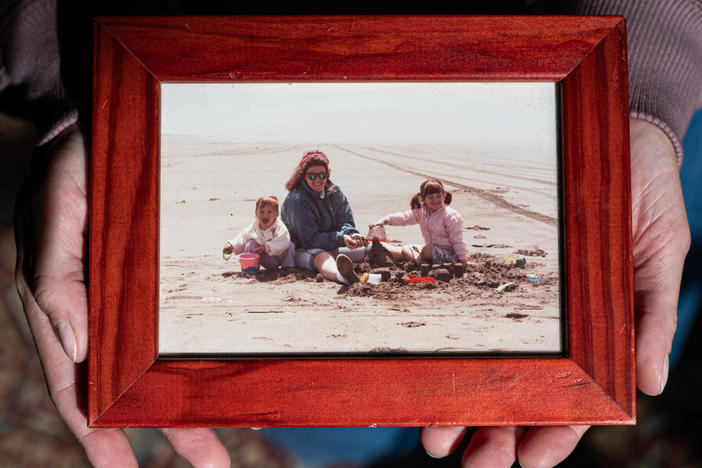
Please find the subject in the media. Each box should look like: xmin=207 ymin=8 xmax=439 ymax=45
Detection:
xmin=158 ymin=82 xmax=562 ymax=356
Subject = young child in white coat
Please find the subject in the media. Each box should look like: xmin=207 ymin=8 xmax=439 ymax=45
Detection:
xmin=371 ymin=179 xmax=467 ymax=264
xmin=222 ymin=195 xmax=295 ymax=269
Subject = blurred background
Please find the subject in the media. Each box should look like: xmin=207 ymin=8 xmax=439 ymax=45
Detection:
xmin=1 ymin=107 xmax=701 ymax=467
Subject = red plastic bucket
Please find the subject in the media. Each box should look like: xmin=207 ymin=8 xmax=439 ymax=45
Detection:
xmin=239 ymin=253 xmax=260 ymax=274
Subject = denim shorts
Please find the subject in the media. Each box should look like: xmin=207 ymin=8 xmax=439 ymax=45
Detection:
xmin=294 ymin=246 xmax=370 ymax=271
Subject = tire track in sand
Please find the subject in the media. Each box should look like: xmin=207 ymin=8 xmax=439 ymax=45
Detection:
xmin=355 ymin=144 xmax=556 ymax=187
xmin=333 ymin=144 xmax=558 ymax=227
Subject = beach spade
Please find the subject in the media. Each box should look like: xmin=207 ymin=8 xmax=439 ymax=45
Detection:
xmin=495 ymin=282 xmax=517 ymax=293
xmin=222 ymin=244 xmax=234 ymax=261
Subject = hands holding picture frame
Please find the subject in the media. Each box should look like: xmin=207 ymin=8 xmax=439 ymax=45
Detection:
xmin=10 ymin=11 xmax=694 ymax=468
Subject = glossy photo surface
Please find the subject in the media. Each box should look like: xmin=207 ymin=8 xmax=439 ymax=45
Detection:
xmin=158 ymin=82 xmax=562 ymax=356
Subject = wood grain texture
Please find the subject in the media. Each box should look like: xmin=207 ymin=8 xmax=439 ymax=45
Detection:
xmin=89 ymin=22 xmax=161 ymax=423
xmin=94 ymin=359 xmax=631 ymax=427
xmin=89 ymin=16 xmax=635 ymax=427
xmin=561 ymin=19 xmax=635 ymax=416
xmin=96 ymin=15 xmax=619 ymax=81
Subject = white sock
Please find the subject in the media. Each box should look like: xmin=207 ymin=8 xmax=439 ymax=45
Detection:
xmin=336 ymin=272 xmax=349 ymax=284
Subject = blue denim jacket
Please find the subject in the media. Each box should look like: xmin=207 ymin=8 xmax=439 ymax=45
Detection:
xmin=280 ymin=181 xmax=359 ymax=251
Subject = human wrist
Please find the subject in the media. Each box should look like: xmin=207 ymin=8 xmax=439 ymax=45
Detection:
xmin=630 ymin=113 xmax=684 ymax=168
xmin=630 ymin=119 xmax=678 ymax=169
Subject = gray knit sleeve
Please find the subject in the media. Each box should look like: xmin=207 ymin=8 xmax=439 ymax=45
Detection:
xmin=0 ymin=0 xmax=77 ymax=146
xmin=573 ymin=0 xmax=702 ymax=165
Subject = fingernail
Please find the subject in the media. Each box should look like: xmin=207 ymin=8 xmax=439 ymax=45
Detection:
xmin=659 ymin=354 xmax=669 ymax=394
xmin=56 ymin=322 xmax=77 ymax=362
xmin=425 ymin=450 xmax=440 ymax=459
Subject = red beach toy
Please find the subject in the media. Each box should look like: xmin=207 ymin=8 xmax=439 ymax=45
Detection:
xmin=402 ymin=273 xmax=436 ymax=284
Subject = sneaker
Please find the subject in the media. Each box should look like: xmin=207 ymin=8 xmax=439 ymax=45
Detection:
xmin=336 ymin=254 xmax=360 ymax=284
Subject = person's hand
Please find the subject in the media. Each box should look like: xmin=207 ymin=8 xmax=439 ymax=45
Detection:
xmin=222 ymin=241 xmax=234 ymax=260
xmin=369 ymin=219 xmax=386 ymax=228
xmin=255 ymin=245 xmax=266 ymax=253
xmin=351 ymin=233 xmax=369 ymax=248
xmin=343 ymin=234 xmax=358 ymax=249
xmin=14 ymin=124 xmax=231 ymax=468
xmin=420 ymin=118 xmax=691 ymax=467
xmin=628 ymin=118 xmax=690 ymax=394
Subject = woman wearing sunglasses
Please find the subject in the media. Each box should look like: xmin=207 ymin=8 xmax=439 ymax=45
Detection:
xmin=280 ymin=150 xmax=370 ymax=284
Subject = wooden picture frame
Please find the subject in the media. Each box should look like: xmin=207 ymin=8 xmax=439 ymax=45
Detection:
xmin=89 ymin=15 xmax=635 ymax=427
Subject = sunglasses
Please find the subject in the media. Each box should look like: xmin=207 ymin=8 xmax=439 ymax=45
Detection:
xmin=306 ymin=172 xmax=327 ymax=180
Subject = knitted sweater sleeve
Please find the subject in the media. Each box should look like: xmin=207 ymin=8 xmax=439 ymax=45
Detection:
xmin=0 ymin=0 xmax=78 ymax=145
xmin=574 ymin=0 xmax=702 ymax=166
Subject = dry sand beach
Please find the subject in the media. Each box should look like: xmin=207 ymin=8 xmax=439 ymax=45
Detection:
xmin=159 ymin=137 xmax=561 ymax=356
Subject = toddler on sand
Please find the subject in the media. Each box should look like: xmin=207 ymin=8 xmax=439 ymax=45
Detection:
xmin=222 ymin=195 xmax=295 ymax=269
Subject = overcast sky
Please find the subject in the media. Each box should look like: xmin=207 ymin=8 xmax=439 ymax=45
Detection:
xmin=161 ymin=82 xmax=557 ymax=151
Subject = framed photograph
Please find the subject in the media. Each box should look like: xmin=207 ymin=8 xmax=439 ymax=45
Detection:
xmin=158 ymin=81 xmax=563 ymax=357
xmin=89 ymin=16 xmax=635 ymax=427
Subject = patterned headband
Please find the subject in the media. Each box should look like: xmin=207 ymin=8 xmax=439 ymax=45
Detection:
xmin=299 ymin=152 xmax=329 ymax=168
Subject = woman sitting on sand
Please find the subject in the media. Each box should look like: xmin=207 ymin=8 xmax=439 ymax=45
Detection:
xmin=371 ymin=178 xmax=467 ymax=265
xmin=280 ymin=150 xmax=370 ymax=284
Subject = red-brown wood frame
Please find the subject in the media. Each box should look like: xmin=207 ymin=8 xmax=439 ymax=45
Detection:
xmin=89 ymin=16 xmax=634 ymax=427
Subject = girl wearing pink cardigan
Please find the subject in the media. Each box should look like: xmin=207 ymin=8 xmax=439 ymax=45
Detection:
xmin=372 ymin=179 xmax=467 ymax=264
